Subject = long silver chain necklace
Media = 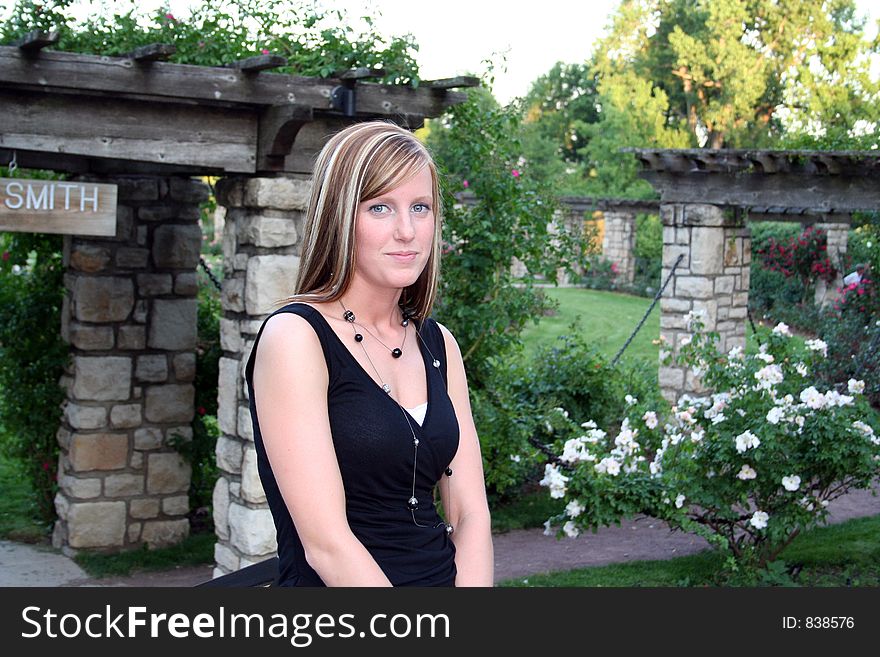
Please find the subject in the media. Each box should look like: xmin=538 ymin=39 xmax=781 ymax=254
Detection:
xmin=339 ymin=300 xmax=453 ymax=534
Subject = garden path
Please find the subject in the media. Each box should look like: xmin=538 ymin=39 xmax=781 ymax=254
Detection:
xmin=1 ymin=483 xmax=876 ymax=586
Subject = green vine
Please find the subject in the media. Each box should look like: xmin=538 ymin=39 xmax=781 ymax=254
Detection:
xmin=1 ymin=0 xmax=421 ymax=84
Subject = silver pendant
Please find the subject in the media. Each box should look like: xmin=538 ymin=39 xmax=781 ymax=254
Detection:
xmin=382 ymin=383 xmax=391 ymax=394
xmin=432 ymin=359 xmax=440 ymax=368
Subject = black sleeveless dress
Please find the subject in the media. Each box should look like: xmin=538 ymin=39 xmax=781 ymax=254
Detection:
xmin=244 ymin=302 xmax=460 ymax=586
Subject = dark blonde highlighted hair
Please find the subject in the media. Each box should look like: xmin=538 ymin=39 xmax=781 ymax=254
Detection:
xmin=283 ymin=120 xmax=442 ymax=319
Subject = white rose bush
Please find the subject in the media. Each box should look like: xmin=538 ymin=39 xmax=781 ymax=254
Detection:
xmin=540 ymin=314 xmax=880 ymax=574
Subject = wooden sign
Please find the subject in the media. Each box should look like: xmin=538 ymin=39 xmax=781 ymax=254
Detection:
xmin=0 ymin=178 xmax=117 ymax=236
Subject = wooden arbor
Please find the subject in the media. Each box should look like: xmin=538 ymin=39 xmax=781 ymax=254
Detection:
xmin=627 ymin=148 xmax=880 ymax=401
xmin=0 ymin=38 xmax=474 ymax=569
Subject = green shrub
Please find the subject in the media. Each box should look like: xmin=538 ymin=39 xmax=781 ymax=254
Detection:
xmin=476 ymin=331 xmax=662 ymax=501
xmin=541 ymin=312 xmax=879 ymax=577
xmin=0 ymin=232 xmax=66 ymax=524
xmin=428 ymin=87 xmax=587 ymax=390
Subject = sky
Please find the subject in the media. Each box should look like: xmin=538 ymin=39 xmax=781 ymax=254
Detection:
xmin=4 ymin=0 xmax=879 ymax=104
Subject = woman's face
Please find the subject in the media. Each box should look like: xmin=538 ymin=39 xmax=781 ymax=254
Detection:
xmin=353 ymin=167 xmax=435 ymax=293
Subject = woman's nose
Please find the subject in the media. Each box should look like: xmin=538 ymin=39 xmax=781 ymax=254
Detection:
xmin=394 ymin=214 xmax=416 ymax=241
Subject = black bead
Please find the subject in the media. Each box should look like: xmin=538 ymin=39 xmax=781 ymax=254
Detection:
xmin=401 ymin=318 xmax=409 ymax=327
xmin=354 ymin=333 xmax=363 ymax=342
xmin=445 ymin=524 xmax=454 ymax=535
xmin=391 ymin=348 xmax=402 ymax=358
xmin=445 ymin=467 xmax=453 ymax=477
xmin=407 ymin=496 xmax=419 ymax=510
xmin=343 ymin=310 xmax=355 ymax=322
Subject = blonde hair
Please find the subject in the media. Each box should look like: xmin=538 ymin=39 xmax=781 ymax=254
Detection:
xmin=283 ymin=120 xmax=442 ymax=319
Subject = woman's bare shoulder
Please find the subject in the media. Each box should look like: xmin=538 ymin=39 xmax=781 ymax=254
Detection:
xmin=255 ymin=309 xmax=325 ymax=369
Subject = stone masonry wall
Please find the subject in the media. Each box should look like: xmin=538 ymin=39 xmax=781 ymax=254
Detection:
xmin=54 ymin=176 xmax=207 ymax=553
xmin=658 ymin=203 xmax=751 ymax=403
xmin=211 ymin=175 xmax=310 ymax=577
xmin=813 ymin=221 xmax=849 ymax=307
xmin=601 ymin=211 xmax=636 ymax=284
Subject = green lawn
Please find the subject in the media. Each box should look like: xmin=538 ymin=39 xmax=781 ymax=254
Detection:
xmin=0 ymin=455 xmax=50 ymax=543
xmin=524 ymin=288 xmax=662 ymax=369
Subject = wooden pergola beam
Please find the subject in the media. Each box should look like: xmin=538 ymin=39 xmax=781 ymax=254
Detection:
xmin=128 ymin=43 xmax=176 ymax=63
xmin=227 ymin=54 xmax=288 ymax=73
xmin=0 ymin=45 xmax=471 ymax=175
xmin=14 ymin=29 xmax=59 ymax=52
xmin=0 ymin=47 xmax=466 ymax=115
xmin=626 ymin=148 xmax=880 ymax=213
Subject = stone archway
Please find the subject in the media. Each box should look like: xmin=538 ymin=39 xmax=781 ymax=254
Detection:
xmin=0 ymin=40 xmax=472 ymax=561
xmin=628 ymin=148 xmax=880 ymax=402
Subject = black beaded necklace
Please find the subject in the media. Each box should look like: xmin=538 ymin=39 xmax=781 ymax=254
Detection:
xmin=338 ymin=300 xmax=453 ymax=534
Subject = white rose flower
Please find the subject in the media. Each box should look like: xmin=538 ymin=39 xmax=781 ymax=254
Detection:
xmin=795 ymin=362 xmax=808 ymax=377
xmin=642 ymin=411 xmax=658 ymax=429
xmin=805 ymin=339 xmax=828 ymax=357
xmin=566 ymin=499 xmax=585 ymax=518
xmin=782 ymin=475 xmax=801 ymax=491
xmin=595 ymin=457 xmax=621 ymax=476
xmin=509 ymin=454 xmax=521 ymax=463
xmin=848 ymin=379 xmax=865 ymax=394
xmin=728 ymin=345 xmax=744 ymax=360
xmin=772 ymin=322 xmax=792 ymax=337
xmin=625 ymin=394 xmax=638 ymax=406
xmin=560 ymin=438 xmax=588 ymax=464
xmin=563 ymin=520 xmax=580 ymax=538
xmin=755 ymin=352 xmax=775 ymax=363
xmin=539 ymin=463 xmax=569 ymax=499
xmin=675 ymin=494 xmax=686 ymax=509
xmin=543 ymin=519 xmax=554 ymax=536
xmin=852 ymin=420 xmax=874 ymax=436
xmin=755 ymin=364 xmax=784 ymax=389
xmin=750 ymin=510 xmax=769 ymax=529
xmin=800 ymin=386 xmax=826 ymax=410
xmin=553 ymin=407 xmax=569 ymax=418
xmin=737 ymin=464 xmax=757 ymax=480
xmin=690 ymin=429 xmax=704 ymax=443
xmin=735 ymin=430 xmax=760 ymax=453
xmin=711 ymin=412 xmax=726 ymax=425
xmin=766 ymin=406 xmax=784 ymax=425
xmin=581 ymin=420 xmax=597 ymax=429
xmin=680 ymin=335 xmax=692 ymax=348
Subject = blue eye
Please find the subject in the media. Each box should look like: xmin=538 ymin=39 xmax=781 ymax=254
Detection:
xmin=412 ymin=203 xmax=430 ymax=213
xmin=369 ymin=204 xmax=390 ymax=214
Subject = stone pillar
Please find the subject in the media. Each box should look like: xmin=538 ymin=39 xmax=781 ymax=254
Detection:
xmin=54 ymin=175 xmax=207 ymax=554
xmin=658 ymin=204 xmax=750 ymax=403
xmin=601 ymin=210 xmax=636 ymax=283
xmin=211 ymin=176 xmax=309 ymax=577
xmin=814 ymin=220 xmax=849 ymax=307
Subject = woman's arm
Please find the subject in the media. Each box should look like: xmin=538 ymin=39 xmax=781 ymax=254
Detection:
xmin=252 ymin=312 xmax=392 ymax=586
xmin=437 ymin=323 xmax=494 ymax=587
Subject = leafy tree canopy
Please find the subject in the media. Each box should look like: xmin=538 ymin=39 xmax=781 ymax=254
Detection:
xmin=595 ymin=0 xmax=879 ymax=149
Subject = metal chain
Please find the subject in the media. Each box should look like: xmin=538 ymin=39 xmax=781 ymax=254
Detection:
xmin=199 ymin=256 xmax=222 ymax=291
xmin=611 ymin=252 xmax=685 ymax=367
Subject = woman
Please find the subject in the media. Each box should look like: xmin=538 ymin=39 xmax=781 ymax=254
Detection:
xmin=245 ymin=121 xmax=494 ymax=586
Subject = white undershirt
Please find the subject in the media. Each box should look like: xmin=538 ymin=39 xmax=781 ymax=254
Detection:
xmin=404 ymin=401 xmax=428 ymax=426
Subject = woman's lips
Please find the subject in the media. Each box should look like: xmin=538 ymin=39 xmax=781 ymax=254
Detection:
xmin=387 ymin=251 xmax=418 ymax=262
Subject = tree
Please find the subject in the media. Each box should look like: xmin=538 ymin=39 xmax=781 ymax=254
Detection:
xmin=594 ymin=0 xmax=880 ymax=149
xmin=427 ymin=87 xmax=586 ymax=389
